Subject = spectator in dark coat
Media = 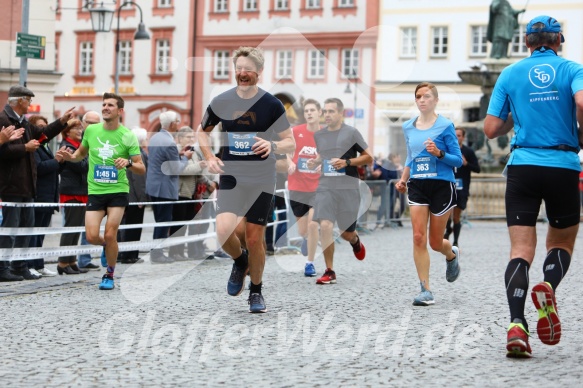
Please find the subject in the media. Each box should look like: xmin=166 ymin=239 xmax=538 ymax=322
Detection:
xmin=146 ymin=111 xmax=193 ymax=263
xmin=27 ymin=115 xmax=62 ymax=277
xmin=76 ymin=111 xmax=102 ymax=270
xmin=0 ymin=85 xmax=74 ymax=281
xmin=118 ymin=127 xmax=149 ymax=264
xmin=57 ymin=119 xmax=89 ymax=275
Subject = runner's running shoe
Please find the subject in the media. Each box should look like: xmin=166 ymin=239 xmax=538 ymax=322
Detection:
xmin=413 ymin=282 xmax=434 ymax=306
xmin=248 ymin=293 xmax=267 ymax=313
xmin=531 ymin=281 xmax=561 ymax=345
xmin=316 ymin=268 xmax=336 ymax=284
xmin=99 ymin=274 xmax=115 ymax=290
xmin=353 ymin=241 xmax=366 ymax=261
xmin=506 ymin=322 xmax=532 ymax=358
xmin=227 ymin=260 xmax=249 ymax=296
xmin=304 ymin=262 xmax=316 ymax=277
xmin=446 ymin=246 xmax=461 ymax=282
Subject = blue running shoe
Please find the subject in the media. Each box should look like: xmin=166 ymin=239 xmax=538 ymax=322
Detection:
xmin=227 ymin=261 xmax=248 ymax=296
xmin=300 ymin=238 xmax=308 ymax=256
xmin=99 ymin=274 xmax=115 ymax=290
xmin=248 ymin=293 xmax=267 ymax=313
xmin=304 ymin=262 xmax=316 ymax=277
xmin=446 ymin=246 xmax=461 ymax=282
xmin=101 ymin=247 xmax=107 ymax=267
xmin=413 ymin=282 xmax=434 ymax=306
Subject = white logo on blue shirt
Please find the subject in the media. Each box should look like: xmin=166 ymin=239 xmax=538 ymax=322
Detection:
xmin=529 ymin=64 xmax=556 ymax=89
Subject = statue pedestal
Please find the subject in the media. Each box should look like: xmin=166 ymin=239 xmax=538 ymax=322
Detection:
xmin=457 ymin=59 xmax=516 ymax=167
xmin=480 ymin=58 xmax=514 ymax=73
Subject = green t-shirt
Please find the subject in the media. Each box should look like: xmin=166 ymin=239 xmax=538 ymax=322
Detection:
xmin=81 ymin=123 xmax=141 ymax=195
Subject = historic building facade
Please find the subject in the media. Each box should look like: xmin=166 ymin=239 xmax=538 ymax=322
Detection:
xmin=49 ymin=0 xmax=378 ymax=147
xmin=375 ymin=0 xmax=583 ymax=158
xmin=0 ymin=0 xmax=61 ymax=118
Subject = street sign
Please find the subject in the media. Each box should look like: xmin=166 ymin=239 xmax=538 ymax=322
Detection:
xmin=16 ymin=32 xmax=45 ymax=47
xmin=355 ymin=109 xmax=364 ymax=119
xmin=16 ymin=45 xmax=45 ymax=59
xmin=16 ymin=32 xmax=46 ymax=60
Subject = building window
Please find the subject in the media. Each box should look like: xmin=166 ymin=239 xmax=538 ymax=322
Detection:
xmin=400 ymin=27 xmax=417 ymax=58
xmin=214 ymin=50 xmax=230 ymax=79
xmin=338 ymin=0 xmax=354 ymax=7
xmin=156 ymin=39 xmax=171 ymax=74
xmin=306 ymin=0 xmax=321 ymax=8
xmin=158 ymin=0 xmax=171 ymax=6
xmin=215 ymin=0 xmax=228 ymax=12
xmin=277 ymin=50 xmax=293 ymax=79
xmin=471 ymin=25 xmax=487 ymax=56
xmin=511 ymin=24 xmax=529 ymax=57
xmin=275 ymin=0 xmax=288 ymax=10
xmin=79 ymin=41 xmax=93 ymax=75
xmin=118 ymin=40 xmax=132 ymax=74
xmin=342 ymin=48 xmax=359 ymax=78
xmin=308 ymin=49 xmax=325 ymax=79
xmin=431 ymin=26 xmax=448 ymax=57
xmin=244 ymin=0 xmax=257 ymax=11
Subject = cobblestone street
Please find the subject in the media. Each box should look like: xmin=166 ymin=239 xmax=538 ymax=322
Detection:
xmin=1 ymin=221 xmax=582 ymax=386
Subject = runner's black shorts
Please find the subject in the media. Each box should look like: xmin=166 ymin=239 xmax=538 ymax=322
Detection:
xmin=289 ymin=190 xmax=316 ymax=218
xmin=506 ymin=165 xmax=580 ymax=228
xmin=407 ymin=179 xmax=457 ymax=216
xmin=87 ymin=193 xmax=129 ymax=211
xmin=456 ymin=191 xmax=469 ymax=210
xmin=313 ymin=188 xmax=359 ymax=232
xmin=217 ymin=175 xmax=275 ymax=226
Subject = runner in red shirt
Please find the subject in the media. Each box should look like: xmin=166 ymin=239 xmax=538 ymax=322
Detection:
xmin=287 ymin=99 xmax=322 ymax=276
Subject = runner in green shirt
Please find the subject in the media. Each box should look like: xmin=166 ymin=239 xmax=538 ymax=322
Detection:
xmin=58 ymin=93 xmax=145 ymax=290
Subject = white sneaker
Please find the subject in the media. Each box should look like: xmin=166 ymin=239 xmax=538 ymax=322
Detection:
xmin=29 ymin=268 xmax=41 ymax=277
xmin=37 ymin=267 xmax=57 ymax=277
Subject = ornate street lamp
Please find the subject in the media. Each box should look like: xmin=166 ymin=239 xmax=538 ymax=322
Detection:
xmin=88 ymin=2 xmax=114 ymax=32
xmin=88 ymin=1 xmax=150 ymax=94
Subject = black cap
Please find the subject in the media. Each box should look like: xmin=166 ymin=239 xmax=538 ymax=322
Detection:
xmin=8 ymin=85 xmax=35 ymax=98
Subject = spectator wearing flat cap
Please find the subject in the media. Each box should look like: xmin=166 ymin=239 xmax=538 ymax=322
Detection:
xmin=0 ymin=85 xmax=75 ymax=282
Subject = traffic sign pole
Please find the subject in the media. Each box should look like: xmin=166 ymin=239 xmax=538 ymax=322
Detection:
xmin=19 ymin=0 xmax=30 ymax=86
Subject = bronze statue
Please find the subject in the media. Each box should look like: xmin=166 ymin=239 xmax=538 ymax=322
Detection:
xmin=487 ymin=0 xmax=525 ymax=59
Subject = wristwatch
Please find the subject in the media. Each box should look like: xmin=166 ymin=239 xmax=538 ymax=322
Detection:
xmin=438 ymin=150 xmax=446 ymax=160
xmin=271 ymin=141 xmax=278 ymax=153
xmin=127 ymin=158 xmax=133 ymax=168
xmin=345 ymin=158 xmax=352 ymax=167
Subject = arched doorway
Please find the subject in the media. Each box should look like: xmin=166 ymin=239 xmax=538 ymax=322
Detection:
xmin=138 ymin=103 xmax=190 ymax=133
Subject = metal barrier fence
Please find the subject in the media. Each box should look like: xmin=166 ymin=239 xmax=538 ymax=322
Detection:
xmin=464 ymin=176 xmax=506 ymax=220
xmin=363 ymin=176 xmax=509 ymax=226
xmin=362 ymin=175 xmax=583 ymax=225
xmin=0 ymin=190 xmax=299 ymax=261
xmin=2 ymin=176 xmax=582 ymax=260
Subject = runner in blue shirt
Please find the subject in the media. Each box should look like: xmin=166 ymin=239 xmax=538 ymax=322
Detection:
xmin=485 ymin=15 xmax=583 ymax=358
xmin=395 ymin=82 xmax=463 ymax=307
